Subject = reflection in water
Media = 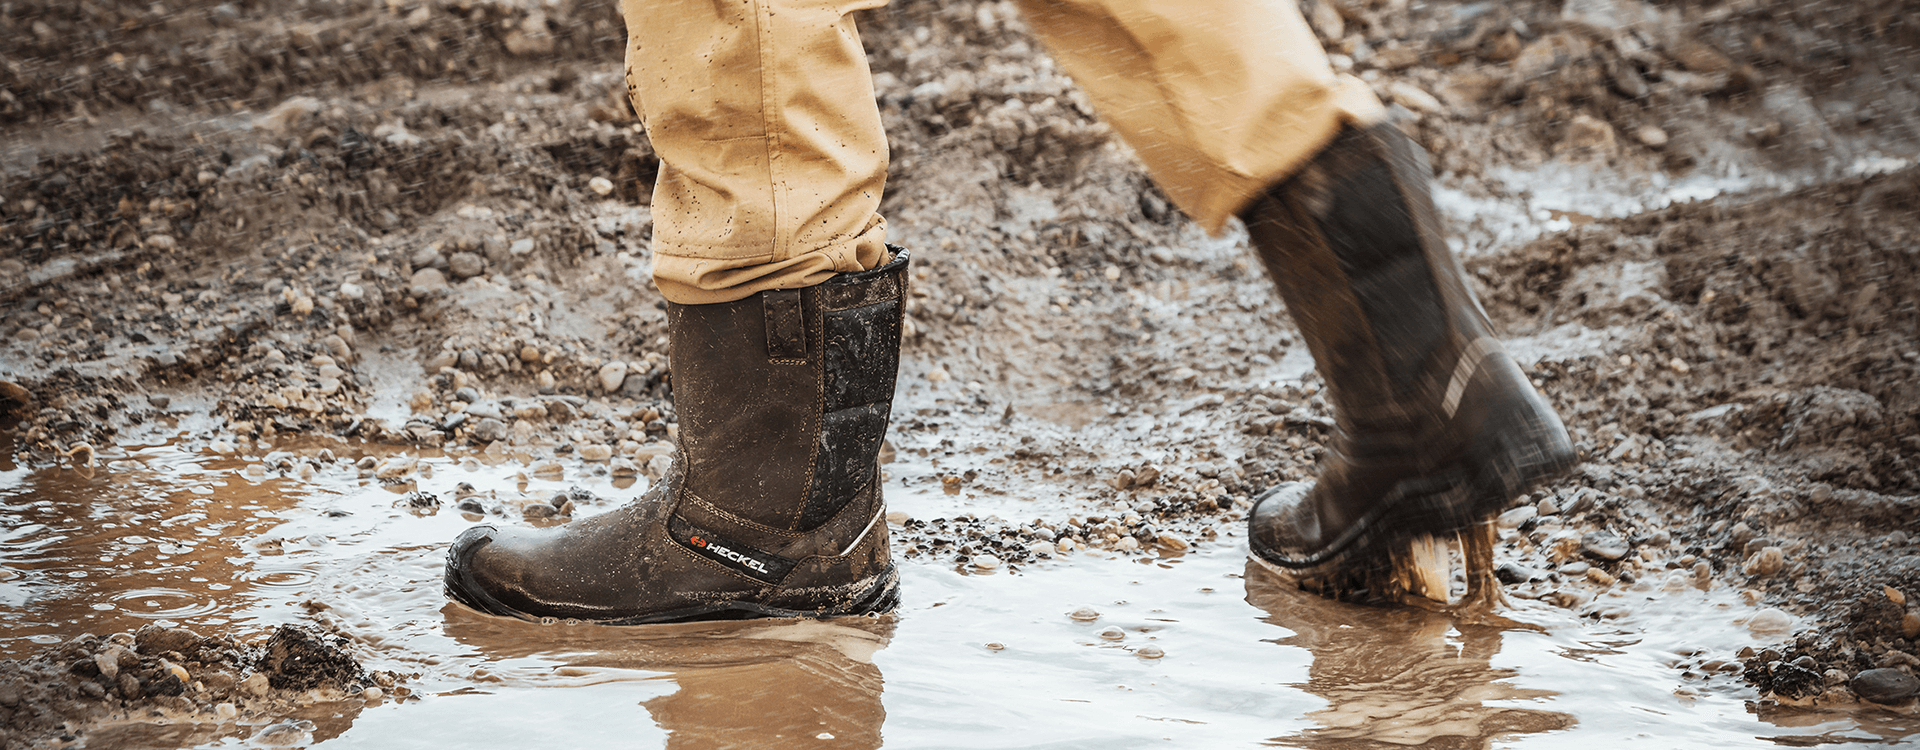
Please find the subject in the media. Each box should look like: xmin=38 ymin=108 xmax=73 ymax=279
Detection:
xmin=1245 ymin=562 xmax=1574 ymax=748
xmin=441 ymin=605 xmax=890 ymax=750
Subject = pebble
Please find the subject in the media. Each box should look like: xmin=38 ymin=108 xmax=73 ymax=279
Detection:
xmin=243 ymin=672 xmax=271 ymax=695
xmin=597 ymin=362 xmax=629 ymax=393
xmin=1693 ymin=560 xmax=1714 ymax=588
xmin=1581 ymin=530 xmax=1631 ymax=561
xmin=510 ymin=238 xmax=535 ymax=255
xmin=1886 ymin=586 xmax=1906 ymax=605
xmin=588 ymin=177 xmax=615 ymax=195
xmin=1115 ymin=537 xmax=1140 ymax=552
xmin=374 ymin=457 xmax=417 ymax=479
xmin=1904 ymin=613 xmax=1920 ymax=640
xmin=578 ymin=444 xmax=613 ymax=461
xmin=1745 ymin=607 xmax=1795 ymax=634
xmin=1386 ymin=80 xmax=1444 ymax=115
xmin=214 ymin=702 xmax=238 ymax=720
xmin=1069 ymin=606 xmax=1100 ymax=621
xmin=161 ymin=659 xmax=189 ymax=683
xmin=1497 ymin=505 xmax=1538 ymax=529
xmin=1852 ymin=668 xmax=1920 ymax=704
xmin=926 ymin=367 xmax=951 ymax=383
xmin=886 ymin=511 xmax=911 ymax=525
xmin=1636 ymin=124 xmax=1670 ymax=148
xmin=470 ymin=418 xmax=508 ymax=443
xmin=1155 ymin=533 xmax=1189 ymax=551
xmin=609 ymin=458 xmax=638 ymax=477
xmin=1743 ymin=546 xmax=1785 ymax=577
xmin=448 ymin=252 xmax=486 ymax=279
xmin=971 ymin=553 xmax=1001 ymax=570
xmin=1135 ymin=645 xmax=1165 ymax=659
xmin=646 ymin=454 xmax=674 ymax=478
xmin=1098 ymin=626 xmax=1125 ymax=641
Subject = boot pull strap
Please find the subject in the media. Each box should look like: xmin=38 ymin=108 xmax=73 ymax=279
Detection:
xmin=763 ymin=289 xmax=806 ymax=364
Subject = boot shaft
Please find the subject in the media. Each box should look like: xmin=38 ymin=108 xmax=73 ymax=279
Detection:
xmin=667 ymin=250 xmax=909 ymax=533
xmin=1243 ymin=124 xmax=1491 ymax=439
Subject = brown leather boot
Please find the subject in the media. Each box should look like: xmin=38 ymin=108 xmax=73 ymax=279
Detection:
xmin=443 ymin=250 xmax=910 ymax=623
xmin=1240 ymin=123 xmax=1575 ymax=590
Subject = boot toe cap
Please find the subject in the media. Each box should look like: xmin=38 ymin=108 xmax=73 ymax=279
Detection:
xmin=1248 ymin=482 xmax=1327 ymax=566
xmin=443 ymin=525 xmax=522 ymax=618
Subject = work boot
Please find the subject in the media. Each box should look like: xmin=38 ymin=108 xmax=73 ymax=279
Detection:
xmin=443 ymin=250 xmax=910 ymax=624
xmin=1240 ymin=123 xmax=1575 ymax=594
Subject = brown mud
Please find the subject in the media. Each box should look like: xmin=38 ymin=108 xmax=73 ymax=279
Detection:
xmin=4 ymin=0 xmax=1920 ymax=746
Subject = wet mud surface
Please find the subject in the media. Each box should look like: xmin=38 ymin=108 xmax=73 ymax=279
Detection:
xmin=4 ymin=0 xmax=1920 ymax=746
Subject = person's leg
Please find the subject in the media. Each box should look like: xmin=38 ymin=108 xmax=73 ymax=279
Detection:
xmin=443 ymin=0 xmax=907 ymax=623
xmin=1014 ymin=0 xmax=1382 ymax=233
xmin=632 ymin=0 xmax=893 ymax=305
xmin=1018 ymin=0 xmax=1574 ymax=596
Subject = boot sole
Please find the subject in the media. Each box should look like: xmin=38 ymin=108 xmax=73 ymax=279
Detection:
xmin=1250 ymin=391 xmax=1577 ymax=580
xmin=444 ymin=562 xmax=902 ymax=626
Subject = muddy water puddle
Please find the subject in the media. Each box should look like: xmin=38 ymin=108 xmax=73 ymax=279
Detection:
xmin=3 ymin=439 xmax=1916 ymax=748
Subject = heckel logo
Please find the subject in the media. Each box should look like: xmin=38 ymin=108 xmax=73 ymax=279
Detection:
xmin=688 ymin=534 xmax=771 ymax=575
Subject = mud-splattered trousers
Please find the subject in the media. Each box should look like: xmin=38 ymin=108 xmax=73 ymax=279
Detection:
xmin=621 ymin=0 xmax=1385 ymax=304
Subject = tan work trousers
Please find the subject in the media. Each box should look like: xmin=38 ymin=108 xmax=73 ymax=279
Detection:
xmin=623 ymin=0 xmax=1383 ymax=304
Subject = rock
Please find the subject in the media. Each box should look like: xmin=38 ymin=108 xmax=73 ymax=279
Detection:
xmin=1729 ymin=523 xmax=1758 ymax=550
xmin=409 ymin=267 xmax=449 ymax=296
xmin=1136 ymin=645 xmax=1165 ymax=659
xmin=1561 ymin=0 xmax=1672 ymax=43
xmin=1098 ymin=626 xmax=1125 ymax=641
xmin=1581 ymin=530 xmax=1631 ymax=561
xmin=145 ymin=234 xmax=178 ymax=252
xmin=1386 ymin=81 xmax=1444 ymax=115
xmin=578 ymin=444 xmax=613 ymax=461
xmin=1068 ymin=606 xmax=1100 ymax=621
xmin=1497 ymin=505 xmax=1538 ymax=529
xmin=971 ymin=553 xmax=1001 ymax=570
xmin=509 ymin=238 xmax=535 ymax=256
xmin=469 ymin=417 xmax=508 ymax=443
xmin=1512 ymin=33 xmax=1593 ymax=80
xmin=1746 ymin=607 xmax=1795 ymax=634
xmin=134 ymin=625 xmax=200 ymax=656
xmin=374 ymin=457 xmax=416 ymax=479
xmin=597 ymin=362 xmax=629 ymax=393
xmin=1852 ymin=668 xmax=1920 ymax=704
xmin=1496 ymin=562 xmax=1551 ymax=584
xmin=1743 ymin=547 xmax=1785 ymax=576
xmin=1670 ymin=40 xmax=1734 ymax=74
xmin=257 ymin=96 xmax=322 ymax=134
xmin=448 ymin=252 xmax=486 ymax=280
xmin=1562 ymin=113 xmax=1618 ymax=155
xmin=1635 ymin=124 xmax=1670 ymax=148
xmin=258 ymin=625 xmax=366 ymax=691
xmin=588 ymin=177 xmax=614 ymax=196
xmin=1904 ymin=612 xmax=1920 ymax=640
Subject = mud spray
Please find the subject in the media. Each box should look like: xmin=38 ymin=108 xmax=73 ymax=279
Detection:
xmin=5 ymin=0 xmax=1920 ymax=747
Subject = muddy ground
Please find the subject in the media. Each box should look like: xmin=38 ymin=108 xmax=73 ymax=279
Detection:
xmin=3 ymin=0 xmax=1920 ymax=746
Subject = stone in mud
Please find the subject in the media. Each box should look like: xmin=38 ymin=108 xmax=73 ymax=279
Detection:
xmin=1497 ymin=505 xmax=1537 ymax=529
xmin=469 ymin=417 xmax=508 ymax=444
xmin=1581 ymin=530 xmax=1631 ymax=561
xmin=1497 ymin=562 xmax=1552 ymax=584
xmin=1852 ymin=668 xmax=1920 ymax=704
xmin=448 ymin=252 xmax=486 ymax=280
xmin=1746 ymin=607 xmax=1795 ymax=634
xmin=1743 ymin=547 xmax=1785 ymax=577
xmin=256 ymin=625 xmax=367 ymax=692
xmin=409 ymin=267 xmax=450 ymax=296
xmin=135 ymin=625 xmax=203 ymax=657
xmin=597 ymin=361 xmax=629 ymax=393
